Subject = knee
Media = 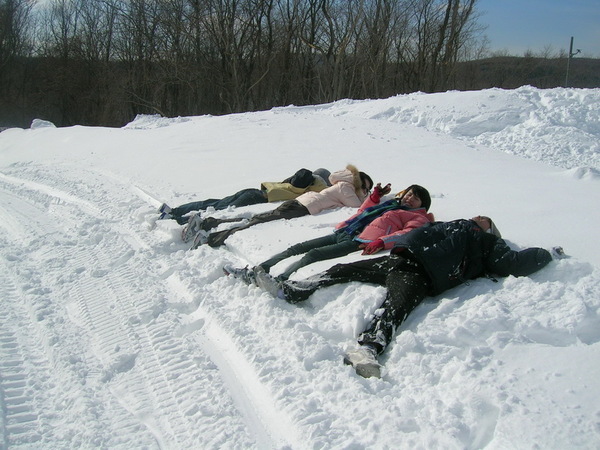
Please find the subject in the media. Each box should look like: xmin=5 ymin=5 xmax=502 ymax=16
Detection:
xmin=287 ymin=243 xmax=305 ymax=254
xmin=324 ymin=262 xmax=346 ymax=277
xmin=303 ymin=248 xmax=326 ymax=264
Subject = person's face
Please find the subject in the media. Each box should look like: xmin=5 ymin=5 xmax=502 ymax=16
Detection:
xmin=400 ymin=190 xmax=422 ymax=208
xmin=472 ymin=215 xmax=492 ymax=232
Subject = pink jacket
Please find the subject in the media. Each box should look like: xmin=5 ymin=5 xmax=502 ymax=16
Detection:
xmin=296 ymin=165 xmax=367 ymax=215
xmin=335 ymin=195 xmax=435 ymax=250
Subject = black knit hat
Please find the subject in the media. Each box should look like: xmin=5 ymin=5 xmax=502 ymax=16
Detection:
xmin=359 ymin=172 xmax=373 ymax=191
xmin=397 ymin=184 xmax=431 ymax=211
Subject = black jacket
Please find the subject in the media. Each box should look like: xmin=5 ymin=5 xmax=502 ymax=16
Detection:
xmin=391 ymin=219 xmax=552 ymax=295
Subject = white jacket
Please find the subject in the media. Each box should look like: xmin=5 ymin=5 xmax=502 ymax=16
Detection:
xmin=296 ymin=165 xmax=367 ymax=215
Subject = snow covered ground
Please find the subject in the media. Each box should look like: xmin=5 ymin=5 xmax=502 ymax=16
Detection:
xmin=0 ymin=85 xmax=599 ymax=449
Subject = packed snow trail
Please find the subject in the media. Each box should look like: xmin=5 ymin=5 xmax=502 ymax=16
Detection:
xmin=0 ymin=164 xmax=300 ymax=448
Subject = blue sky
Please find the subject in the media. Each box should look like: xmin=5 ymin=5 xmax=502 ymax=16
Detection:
xmin=477 ymin=0 xmax=600 ymax=57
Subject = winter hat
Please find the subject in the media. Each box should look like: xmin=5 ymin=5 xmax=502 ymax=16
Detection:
xmin=396 ymin=184 xmax=432 ymax=211
xmin=359 ymin=172 xmax=374 ymax=191
xmin=313 ymin=168 xmax=332 ymax=186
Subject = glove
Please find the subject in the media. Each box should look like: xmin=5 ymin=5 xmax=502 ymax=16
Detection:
xmin=369 ymin=183 xmax=392 ymax=203
xmin=361 ymin=239 xmax=384 ymax=255
xmin=379 ymin=183 xmax=392 ymax=195
xmin=550 ymin=246 xmax=566 ymax=259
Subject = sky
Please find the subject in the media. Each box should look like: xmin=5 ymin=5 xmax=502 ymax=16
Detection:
xmin=477 ymin=0 xmax=600 ymax=57
xmin=0 ymin=86 xmax=599 ymax=448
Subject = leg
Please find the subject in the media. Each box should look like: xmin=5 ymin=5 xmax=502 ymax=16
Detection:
xmin=207 ymin=201 xmax=309 ymax=248
xmin=358 ymin=259 xmax=430 ymax=354
xmin=278 ymin=234 xmax=361 ymax=280
xmin=321 ymin=255 xmax=390 ymax=285
xmin=182 ymin=214 xmax=244 ymax=243
xmin=200 ymin=216 xmax=244 ymax=231
xmin=224 ymin=188 xmax=268 ymax=208
xmin=171 ymin=189 xmax=267 ymax=219
xmin=281 ymin=256 xmax=389 ymax=303
xmin=260 ymin=233 xmax=341 ymax=273
xmin=171 ymin=199 xmax=221 ymax=217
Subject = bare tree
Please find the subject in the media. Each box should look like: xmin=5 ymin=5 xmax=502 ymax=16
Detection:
xmin=0 ymin=0 xmax=33 ymax=127
xmin=354 ymin=0 xmax=404 ymax=98
xmin=77 ymin=0 xmax=118 ymax=63
xmin=0 ymin=0 xmax=32 ymax=69
xmin=2 ymin=0 xmax=504 ymax=127
xmin=114 ymin=0 xmax=165 ymax=116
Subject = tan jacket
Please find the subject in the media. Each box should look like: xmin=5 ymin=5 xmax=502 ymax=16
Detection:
xmin=296 ymin=165 xmax=367 ymax=215
xmin=261 ymin=177 xmax=328 ymax=202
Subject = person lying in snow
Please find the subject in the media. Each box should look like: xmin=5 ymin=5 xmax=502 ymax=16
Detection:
xmin=187 ymin=165 xmax=373 ymax=249
xmin=223 ymin=183 xmax=434 ymax=282
xmin=226 ymin=216 xmax=564 ymax=378
xmin=158 ymin=168 xmax=332 ymax=225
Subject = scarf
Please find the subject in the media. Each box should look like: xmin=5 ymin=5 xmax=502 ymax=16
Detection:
xmin=339 ymin=199 xmax=409 ymax=236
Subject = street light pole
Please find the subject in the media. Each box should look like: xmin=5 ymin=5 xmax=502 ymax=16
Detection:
xmin=565 ymin=36 xmax=581 ymax=87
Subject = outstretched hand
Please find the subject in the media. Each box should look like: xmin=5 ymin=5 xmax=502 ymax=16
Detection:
xmin=377 ymin=183 xmax=392 ymax=196
xmin=360 ymin=239 xmax=384 ymax=255
xmin=370 ymin=183 xmax=392 ymax=202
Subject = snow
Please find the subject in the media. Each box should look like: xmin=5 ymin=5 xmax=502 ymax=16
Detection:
xmin=0 ymin=85 xmax=599 ymax=449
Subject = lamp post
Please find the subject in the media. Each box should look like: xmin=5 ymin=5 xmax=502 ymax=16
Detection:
xmin=565 ymin=36 xmax=581 ymax=87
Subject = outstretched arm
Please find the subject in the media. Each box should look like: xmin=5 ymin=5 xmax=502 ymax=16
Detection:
xmin=487 ymin=240 xmax=552 ymax=277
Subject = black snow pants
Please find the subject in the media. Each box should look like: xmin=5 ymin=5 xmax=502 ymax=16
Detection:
xmin=206 ymin=200 xmax=310 ymax=247
xmin=282 ymin=254 xmax=431 ymax=353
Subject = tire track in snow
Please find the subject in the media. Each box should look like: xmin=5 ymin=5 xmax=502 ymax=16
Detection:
xmin=0 ymin=180 xmax=64 ymax=243
xmin=195 ymin=317 xmax=300 ymax=449
xmin=66 ymin=258 xmax=199 ymax=446
xmin=0 ymin=165 xmax=259 ymax=447
xmin=4 ymin=164 xmax=305 ymax=447
xmin=0 ymin=186 xmax=77 ymax=446
xmin=104 ymin=172 xmax=305 ymax=447
xmin=0 ymin=171 xmax=101 ymax=216
xmin=0 ymin=166 xmax=151 ymax=251
xmin=0 ymin=182 xmax=160 ymax=447
xmin=122 ymin=184 xmax=306 ymax=447
xmin=0 ymin=263 xmax=45 ymax=447
xmin=60 ymin=187 xmax=260 ymax=447
xmin=167 ymin=271 xmax=301 ymax=449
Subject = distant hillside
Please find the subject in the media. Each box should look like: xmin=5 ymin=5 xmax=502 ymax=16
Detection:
xmin=455 ymin=57 xmax=600 ymax=90
xmin=1 ymin=55 xmax=598 ymax=129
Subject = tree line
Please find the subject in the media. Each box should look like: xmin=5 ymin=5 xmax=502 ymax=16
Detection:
xmin=2 ymin=0 xmax=588 ymax=129
xmin=1 ymin=0 xmax=486 ymax=127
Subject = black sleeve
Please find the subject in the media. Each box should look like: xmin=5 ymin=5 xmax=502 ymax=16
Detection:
xmin=486 ymin=239 xmax=552 ymax=277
